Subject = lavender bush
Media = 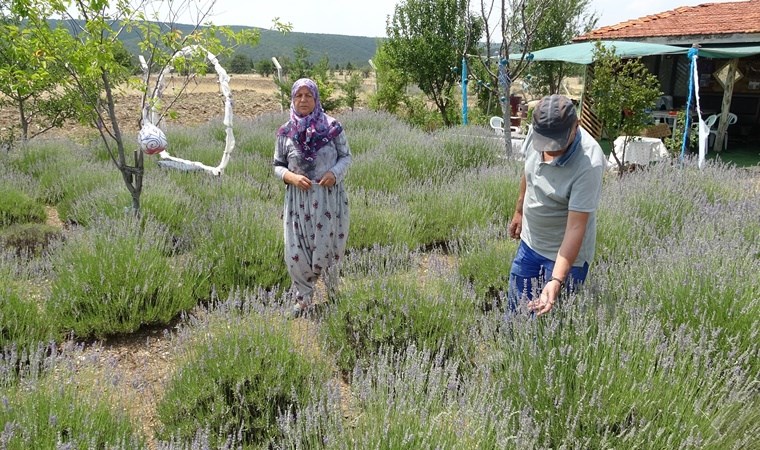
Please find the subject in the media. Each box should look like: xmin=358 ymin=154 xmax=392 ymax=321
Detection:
xmin=189 ymin=198 xmax=287 ymax=298
xmin=0 ymin=251 xmax=56 ymax=352
xmin=0 ymin=338 xmax=147 ymax=449
xmin=323 ymin=264 xmax=481 ymax=375
xmin=156 ymin=307 xmax=330 ymax=447
xmin=47 ymin=216 xmax=203 ymax=339
xmin=0 ymin=187 xmax=45 ymax=227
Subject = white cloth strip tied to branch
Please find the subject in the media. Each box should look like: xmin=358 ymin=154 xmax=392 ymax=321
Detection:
xmin=137 ymin=45 xmax=235 ymax=176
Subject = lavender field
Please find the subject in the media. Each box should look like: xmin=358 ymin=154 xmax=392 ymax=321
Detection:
xmin=1 ymin=110 xmax=758 ymax=449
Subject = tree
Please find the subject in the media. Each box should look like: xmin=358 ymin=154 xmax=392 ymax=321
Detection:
xmin=0 ymin=5 xmax=80 ymax=143
xmin=524 ymin=0 xmax=597 ymax=97
xmin=587 ymin=42 xmax=661 ymax=173
xmin=339 ymin=73 xmax=363 ymax=111
xmin=369 ymin=43 xmax=409 ymax=114
xmin=254 ymin=58 xmax=275 ymax=77
xmin=229 ymin=52 xmax=252 ymax=73
xmin=467 ymin=0 xmax=549 ymax=155
xmin=15 ymin=0 xmax=261 ymax=213
xmin=385 ymin=0 xmax=483 ymax=126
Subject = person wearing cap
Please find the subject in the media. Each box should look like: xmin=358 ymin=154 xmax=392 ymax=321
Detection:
xmin=507 ymin=94 xmax=605 ymax=316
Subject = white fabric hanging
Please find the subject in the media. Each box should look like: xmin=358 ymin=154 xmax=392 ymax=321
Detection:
xmin=690 ymin=51 xmax=708 ymax=169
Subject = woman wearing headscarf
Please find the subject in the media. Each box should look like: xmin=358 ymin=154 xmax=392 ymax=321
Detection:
xmin=274 ymin=78 xmax=352 ymax=317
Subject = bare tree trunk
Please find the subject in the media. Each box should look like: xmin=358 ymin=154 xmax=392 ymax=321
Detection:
xmin=498 ymin=59 xmax=514 ymax=157
xmin=17 ymin=96 xmax=29 ymax=141
xmin=101 ymin=71 xmax=143 ymax=213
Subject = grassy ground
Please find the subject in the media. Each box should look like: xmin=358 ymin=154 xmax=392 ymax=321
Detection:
xmin=710 ymin=142 xmax=760 ymax=168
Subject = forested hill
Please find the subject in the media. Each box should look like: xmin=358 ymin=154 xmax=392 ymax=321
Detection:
xmin=50 ymin=20 xmax=381 ymax=67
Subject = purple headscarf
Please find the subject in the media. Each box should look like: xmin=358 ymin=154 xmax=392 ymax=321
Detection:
xmin=276 ymin=78 xmax=343 ymax=161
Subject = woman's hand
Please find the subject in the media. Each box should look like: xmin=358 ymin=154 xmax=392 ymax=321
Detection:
xmin=318 ymin=171 xmax=336 ymax=187
xmin=284 ymin=171 xmax=313 ymax=191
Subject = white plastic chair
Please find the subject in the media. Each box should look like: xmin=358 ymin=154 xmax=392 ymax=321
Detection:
xmin=702 ymin=112 xmax=737 ymax=150
xmin=489 ymin=116 xmax=504 ymax=135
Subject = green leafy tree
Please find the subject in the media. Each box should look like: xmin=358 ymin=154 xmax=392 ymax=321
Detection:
xmin=15 ymin=0 xmax=261 ymax=212
xmin=229 ymin=52 xmax=252 ymax=73
xmin=0 ymin=8 xmax=80 ymax=142
xmin=525 ymin=0 xmax=597 ymax=97
xmin=254 ymin=58 xmax=275 ymax=77
xmin=369 ymin=43 xmax=409 ymax=114
xmin=587 ymin=42 xmax=662 ymax=172
xmin=385 ymin=0 xmax=483 ymax=126
xmin=340 ymin=73 xmax=364 ymax=111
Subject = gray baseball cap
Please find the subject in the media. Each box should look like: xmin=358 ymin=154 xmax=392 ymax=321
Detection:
xmin=531 ymin=94 xmax=577 ymax=152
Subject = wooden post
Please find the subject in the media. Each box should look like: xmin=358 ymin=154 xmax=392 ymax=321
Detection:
xmin=715 ymin=58 xmax=738 ymax=152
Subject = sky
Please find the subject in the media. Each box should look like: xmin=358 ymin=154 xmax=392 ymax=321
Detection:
xmin=199 ymin=0 xmax=740 ymax=38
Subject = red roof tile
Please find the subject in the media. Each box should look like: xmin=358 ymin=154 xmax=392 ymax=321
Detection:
xmin=575 ymin=0 xmax=760 ymax=41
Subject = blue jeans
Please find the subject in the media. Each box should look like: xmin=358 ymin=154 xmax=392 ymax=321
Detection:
xmin=507 ymin=241 xmax=589 ymax=311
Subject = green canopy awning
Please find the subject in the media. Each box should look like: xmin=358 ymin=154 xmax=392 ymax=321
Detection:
xmin=509 ymin=40 xmax=760 ymax=64
xmin=509 ymin=41 xmax=686 ymax=65
xmin=698 ymin=45 xmax=760 ymax=58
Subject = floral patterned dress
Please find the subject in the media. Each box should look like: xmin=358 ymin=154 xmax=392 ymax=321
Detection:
xmin=273 ymin=132 xmax=351 ymax=304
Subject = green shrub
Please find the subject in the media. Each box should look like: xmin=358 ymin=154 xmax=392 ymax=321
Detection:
xmin=347 ymin=188 xmax=419 ymax=249
xmin=324 ymin=271 xmax=480 ymax=374
xmin=594 ymin=207 xmax=649 ymax=262
xmin=458 ymin=238 xmax=518 ymax=303
xmin=0 ymin=223 xmax=61 ymax=256
xmin=48 ymin=161 xmax=120 ymax=221
xmin=157 ymin=312 xmax=329 ymax=447
xmin=48 ymin=217 xmax=203 ymax=339
xmin=162 ymin=126 xmax=228 ymax=168
xmin=467 ymin=165 xmax=522 ymax=223
xmin=5 ymin=140 xmax=81 ymax=180
xmin=63 ymin=183 xmax=132 ymax=227
xmin=405 ymin=181 xmax=496 ymax=247
xmin=139 ymin=178 xmax=199 ymax=252
xmin=0 ymin=188 xmax=46 ymax=227
xmin=346 ymin=151 xmax=410 ymax=193
xmin=166 ymin=167 xmax=282 ymax=204
xmin=343 ymin=127 xmax=383 ymax=157
xmin=236 ymin=126 xmax=278 ymax=160
xmin=340 ymin=346 xmax=486 ymax=449
xmin=0 ymin=381 xmax=145 ymax=449
xmin=0 ymin=287 xmax=56 ymax=351
xmin=191 ymin=199 xmax=287 ymax=298
xmin=630 ymin=189 xmax=694 ymax=238
xmin=341 ymin=244 xmax=418 ymax=279
xmin=437 ymin=129 xmax=499 ymax=172
xmin=388 ymin=136 xmax=454 ymax=183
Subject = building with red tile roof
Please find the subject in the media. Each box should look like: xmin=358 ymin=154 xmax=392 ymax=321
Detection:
xmin=570 ymin=0 xmax=760 ymax=148
xmin=574 ymin=0 xmax=760 ymax=45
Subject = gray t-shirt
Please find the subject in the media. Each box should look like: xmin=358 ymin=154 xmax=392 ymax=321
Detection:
xmin=520 ymin=127 xmax=605 ymax=267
